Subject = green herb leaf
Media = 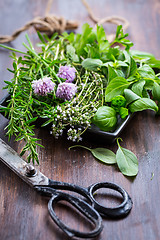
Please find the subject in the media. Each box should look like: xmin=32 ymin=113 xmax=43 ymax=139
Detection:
xmin=119 ymin=107 xmax=128 ymax=119
xmin=129 ymin=98 xmax=158 ymax=112
xmin=128 ymin=57 xmax=137 ymax=77
xmin=91 ymin=148 xmax=116 ymax=164
xmin=152 ymin=82 xmax=160 ymax=101
xmin=116 ymin=138 xmax=138 ymax=176
xmin=131 ymin=80 xmax=146 ymax=96
xmin=66 ymin=45 xmax=79 ymax=62
xmin=130 ymin=50 xmax=155 ymax=60
xmin=92 ymin=106 xmax=117 ymax=132
xmin=108 ymin=65 xmax=118 ymax=82
xmin=124 ymin=89 xmax=140 ymax=105
xmin=105 ymin=77 xmax=130 ymax=102
xmin=82 ymin=58 xmax=103 ymax=71
xmin=69 ymin=145 xmax=116 ymax=164
xmin=138 ymin=64 xmax=156 ymax=79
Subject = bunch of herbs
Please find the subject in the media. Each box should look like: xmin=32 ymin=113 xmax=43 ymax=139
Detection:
xmin=0 ymin=24 xmax=160 ymax=176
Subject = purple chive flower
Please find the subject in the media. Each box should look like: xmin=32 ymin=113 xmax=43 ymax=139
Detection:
xmin=57 ymin=65 xmax=76 ymax=83
xmin=32 ymin=76 xmax=55 ymax=96
xmin=56 ymin=82 xmax=77 ymax=101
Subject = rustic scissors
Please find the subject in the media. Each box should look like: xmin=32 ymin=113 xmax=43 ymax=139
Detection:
xmin=0 ymin=138 xmax=132 ymax=238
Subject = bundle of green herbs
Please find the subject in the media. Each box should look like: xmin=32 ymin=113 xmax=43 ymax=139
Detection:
xmin=0 ymin=24 xmax=160 ymax=176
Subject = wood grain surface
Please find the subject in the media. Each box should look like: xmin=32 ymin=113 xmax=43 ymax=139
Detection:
xmin=0 ymin=0 xmax=160 ymax=240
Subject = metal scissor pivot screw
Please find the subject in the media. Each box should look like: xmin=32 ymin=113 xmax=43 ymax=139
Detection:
xmin=25 ymin=164 xmax=37 ymax=177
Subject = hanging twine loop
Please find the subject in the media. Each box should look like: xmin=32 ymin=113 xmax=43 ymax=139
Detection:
xmin=0 ymin=0 xmax=129 ymax=44
xmin=81 ymin=0 xmax=129 ymax=42
xmin=0 ymin=15 xmax=79 ymax=43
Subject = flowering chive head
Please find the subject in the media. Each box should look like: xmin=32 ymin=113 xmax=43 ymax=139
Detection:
xmin=32 ymin=76 xmax=55 ymax=96
xmin=57 ymin=65 xmax=76 ymax=83
xmin=56 ymin=82 xmax=77 ymax=101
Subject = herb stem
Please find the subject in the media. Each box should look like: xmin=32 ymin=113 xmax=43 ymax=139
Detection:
xmin=68 ymin=145 xmax=91 ymax=151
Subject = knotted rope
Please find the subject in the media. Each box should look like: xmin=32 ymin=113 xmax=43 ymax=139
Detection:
xmin=0 ymin=0 xmax=129 ymax=44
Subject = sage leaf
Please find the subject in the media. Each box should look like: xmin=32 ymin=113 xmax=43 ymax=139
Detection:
xmin=82 ymin=58 xmax=103 ymax=71
xmin=91 ymin=148 xmax=116 ymax=164
xmin=69 ymin=145 xmax=116 ymax=164
xmin=116 ymin=139 xmax=138 ymax=176
xmin=129 ymin=98 xmax=158 ymax=113
xmin=105 ymin=77 xmax=130 ymax=102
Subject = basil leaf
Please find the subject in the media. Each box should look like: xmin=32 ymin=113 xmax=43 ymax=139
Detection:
xmin=116 ymin=61 xmax=128 ymax=67
xmin=82 ymin=58 xmax=103 ymax=71
xmin=130 ymin=50 xmax=155 ymax=60
xmin=131 ymin=80 xmax=145 ymax=96
xmin=129 ymin=98 xmax=158 ymax=112
xmin=92 ymin=106 xmax=117 ymax=132
xmin=108 ymin=65 xmax=118 ymax=82
xmin=105 ymin=77 xmax=130 ymax=102
xmin=128 ymin=57 xmax=137 ymax=77
xmin=147 ymin=58 xmax=160 ymax=69
xmin=124 ymin=89 xmax=141 ymax=105
xmin=91 ymin=148 xmax=116 ymax=164
xmin=138 ymin=64 xmax=156 ymax=79
xmin=116 ymin=145 xmax=138 ymax=176
xmin=152 ymin=82 xmax=160 ymax=101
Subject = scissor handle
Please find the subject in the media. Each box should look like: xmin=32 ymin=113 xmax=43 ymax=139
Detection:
xmin=35 ymin=185 xmax=103 ymax=238
xmin=88 ymin=182 xmax=133 ymax=218
xmin=46 ymin=180 xmax=133 ymax=218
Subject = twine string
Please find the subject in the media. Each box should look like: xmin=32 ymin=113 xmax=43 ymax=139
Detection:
xmin=0 ymin=0 xmax=129 ymax=43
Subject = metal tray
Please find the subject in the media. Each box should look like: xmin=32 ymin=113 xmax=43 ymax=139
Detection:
xmin=0 ymin=94 xmax=133 ymax=143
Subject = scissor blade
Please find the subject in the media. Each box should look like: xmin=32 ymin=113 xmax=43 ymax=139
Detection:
xmin=0 ymin=138 xmax=48 ymax=187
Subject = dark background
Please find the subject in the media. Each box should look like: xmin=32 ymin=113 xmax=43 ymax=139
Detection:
xmin=0 ymin=0 xmax=160 ymax=239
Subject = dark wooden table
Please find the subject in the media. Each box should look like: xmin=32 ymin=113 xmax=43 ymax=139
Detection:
xmin=0 ymin=0 xmax=160 ymax=239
